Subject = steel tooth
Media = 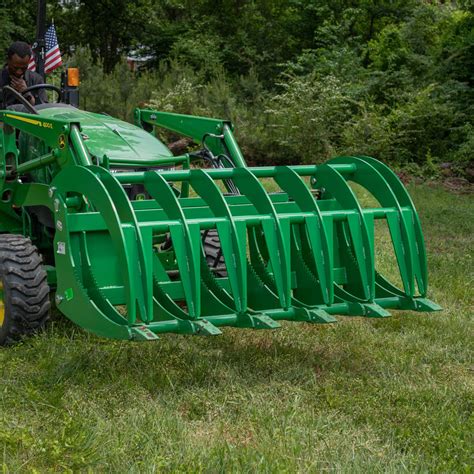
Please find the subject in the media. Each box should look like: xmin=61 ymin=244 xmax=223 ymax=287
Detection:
xmin=246 ymin=257 xmax=285 ymax=312
xmin=187 ymin=319 xmax=222 ymax=336
xmin=273 ymin=166 xmax=333 ymax=304
xmin=293 ymin=225 xmax=329 ymax=302
xmin=131 ymin=326 xmax=160 ymax=340
xmin=145 ymin=171 xmax=201 ymax=319
xmin=198 ymin=254 xmax=242 ymax=317
xmin=236 ymin=313 xmax=281 ymax=330
xmin=249 ymin=229 xmax=278 ymax=290
xmin=231 ymin=167 xmax=292 ymax=309
xmin=410 ymin=298 xmax=442 ymax=312
xmin=363 ymin=303 xmax=391 ymax=318
xmin=355 ymin=155 xmax=428 ymax=296
xmin=247 ymin=257 xmax=266 ymax=288
xmin=292 ymin=307 xmax=337 ymax=324
xmin=315 ymin=163 xmax=374 ymax=302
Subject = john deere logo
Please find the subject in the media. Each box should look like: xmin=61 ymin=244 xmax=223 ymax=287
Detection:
xmin=58 ymin=135 xmax=66 ymax=149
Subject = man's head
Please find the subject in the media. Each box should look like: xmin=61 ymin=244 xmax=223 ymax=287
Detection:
xmin=7 ymin=41 xmax=32 ymax=78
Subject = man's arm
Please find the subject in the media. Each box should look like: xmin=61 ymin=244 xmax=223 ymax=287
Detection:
xmin=31 ymin=72 xmax=48 ymax=105
xmin=37 ymin=87 xmax=47 ymax=104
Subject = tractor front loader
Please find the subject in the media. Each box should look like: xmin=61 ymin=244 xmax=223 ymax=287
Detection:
xmin=0 ymin=84 xmax=441 ymax=344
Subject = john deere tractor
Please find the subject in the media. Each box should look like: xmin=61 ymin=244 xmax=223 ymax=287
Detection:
xmin=0 ymin=60 xmax=441 ymax=344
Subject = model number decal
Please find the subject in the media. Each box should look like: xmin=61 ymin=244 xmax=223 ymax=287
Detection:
xmin=5 ymin=114 xmax=53 ymax=129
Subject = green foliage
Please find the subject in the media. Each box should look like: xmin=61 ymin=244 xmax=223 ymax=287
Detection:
xmin=1 ymin=1 xmax=472 ymax=169
xmin=263 ymin=74 xmax=352 ymax=163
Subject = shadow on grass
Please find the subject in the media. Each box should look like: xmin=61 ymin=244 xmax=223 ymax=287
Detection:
xmin=16 ymin=308 xmax=426 ymax=403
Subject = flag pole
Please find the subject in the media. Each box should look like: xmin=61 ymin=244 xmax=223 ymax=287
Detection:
xmin=34 ymin=0 xmax=47 ymax=80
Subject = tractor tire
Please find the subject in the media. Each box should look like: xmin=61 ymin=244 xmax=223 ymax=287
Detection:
xmin=0 ymin=234 xmax=50 ymax=346
xmin=202 ymin=229 xmax=227 ymax=277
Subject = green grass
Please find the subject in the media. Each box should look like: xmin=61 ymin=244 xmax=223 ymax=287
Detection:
xmin=1 ymin=184 xmax=473 ymax=472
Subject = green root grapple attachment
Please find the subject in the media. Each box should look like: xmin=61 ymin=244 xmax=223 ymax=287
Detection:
xmin=0 ymin=106 xmax=441 ymax=343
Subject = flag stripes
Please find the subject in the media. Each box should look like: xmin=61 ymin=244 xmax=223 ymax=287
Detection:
xmin=44 ymin=24 xmax=62 ymax=74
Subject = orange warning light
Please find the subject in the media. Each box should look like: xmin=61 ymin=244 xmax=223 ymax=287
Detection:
xmin=67 ymin=68 xmax=80 ymax=87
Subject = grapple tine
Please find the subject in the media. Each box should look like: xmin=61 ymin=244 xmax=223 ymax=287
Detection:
xmin=215 ymin=220 xmax=245 ymax=312
xmin=92 ymin=165 xmax=155 ymax=323
xmin=232 ymin=168 xmax=292 ymax=310
xmin=400 ymin=208 xmax=424 ymax=295
xmin=144 ymin=171 xmax=201 ymax=318
xmin=385 ymin=212 xmax=414 ymax=296
xmin=273 ymin=166 xmax=333 ymax=304
xmin=260 ymin=219 xmax=290 ymax=308
xmin=189 ymin=169 xmax=248 ymax=313
xmin=328 ymin=156 xmax=421 ymax=297
xmin=346 ymin=213 xmax=372 ymax=300
xmin=356 ymin=155 xmax=428 ymax=296
xmin=315 ymin=163 xmax=375 ymax=302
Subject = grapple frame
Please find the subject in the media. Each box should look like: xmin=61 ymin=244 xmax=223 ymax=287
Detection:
xmin=0 ymin=107 xmax=440 ymax=341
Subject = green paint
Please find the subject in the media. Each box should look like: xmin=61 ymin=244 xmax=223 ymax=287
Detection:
xmin=0 ymin=105 xmax=440 ymax=341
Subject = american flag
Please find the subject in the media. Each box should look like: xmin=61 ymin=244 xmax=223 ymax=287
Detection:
xmin=44 ymin=24 xmax=62 ymax=73
xmin=27 ymin=51 xmax=36 ymax=72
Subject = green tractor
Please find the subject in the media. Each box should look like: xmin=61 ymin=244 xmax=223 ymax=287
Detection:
xmin=0 ymin=68 xmax=441 ymax=344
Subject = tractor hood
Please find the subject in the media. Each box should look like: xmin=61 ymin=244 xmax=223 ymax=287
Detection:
xmin=37 ymin=105 xmax=173 ymax=165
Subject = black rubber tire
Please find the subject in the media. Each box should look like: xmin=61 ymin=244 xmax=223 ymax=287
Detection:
xmin=202 ymin=229 xmax=227 ymax=277
xmin=0 ymin=234 xmax=50 ymax=345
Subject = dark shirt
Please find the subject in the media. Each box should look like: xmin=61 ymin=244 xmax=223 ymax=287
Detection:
xmin=0 ymin=67 xmax=47 ymax=108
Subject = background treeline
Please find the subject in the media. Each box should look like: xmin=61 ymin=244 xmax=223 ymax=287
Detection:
xmin=1 ymin=1 xmax=472 ymax=172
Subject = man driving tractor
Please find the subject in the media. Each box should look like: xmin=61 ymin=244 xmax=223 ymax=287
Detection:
xmin=0 ymin=41 xmax=46 ymax=109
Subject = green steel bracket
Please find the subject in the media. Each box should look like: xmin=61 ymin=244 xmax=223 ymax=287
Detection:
xmin=409 ymin=298 xmax=442 ymax=312
xmin=294 ymin=307 xmax=338 ymax=324
xmin=190 ymin=319 xmax=223 ymax=336
xmin=391 ymin=297 xmax=442 ymax=312
xmin=236 ymin=313 xmax=282 ymax=329
xmin=132 ymin=326 xmax=160 ymax=341
xmin=363 ymin=303 xmax=392 ymax=318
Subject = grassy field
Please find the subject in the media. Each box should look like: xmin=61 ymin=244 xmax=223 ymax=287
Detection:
xmin=1 ymin=183 xmax=473 ymax=472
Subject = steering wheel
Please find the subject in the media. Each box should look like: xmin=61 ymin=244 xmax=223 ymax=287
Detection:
xmin=22 ymin=84 xmax=61 ymax=104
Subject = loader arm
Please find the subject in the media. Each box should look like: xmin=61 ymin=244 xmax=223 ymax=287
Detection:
xmin=135 ymin=109 xmax=247 ymax=168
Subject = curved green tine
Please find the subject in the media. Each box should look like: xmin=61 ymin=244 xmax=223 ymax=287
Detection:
xmin=148 ymin=260 xmax=222 ymax=335
xmin=245 ymin=225 xmax=294 ymax=312
xmin=89 ymin=166 xmax=153 ymax=322
xmin=290 ymin=224 xmax=326 ymax=304
xmin=231 ymin=168 xmax=292 ymax=310
xmin=144 ymin=171 xmax=201 ymax=319
xmin=77 ymin=232 xmax=130 ymax=326
xmin=356 ymin=156 xmax=428 ymax=296
xmin=189 ymin=169 xmax=247 ymax=313
xmin=315 ymin=163 xmax=374 ymax=302
xmin=150 ymin=248 xmax=201 ymax=322
xmin=274 ymin=166 xmax=334 ymax=305
xmin=327 ymin=156 xmax=416 ymax=297
xmin=198 ymin=253 xmax=241 ymax=315
xmin=52 ymin=166 xmax=134 ymax=338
